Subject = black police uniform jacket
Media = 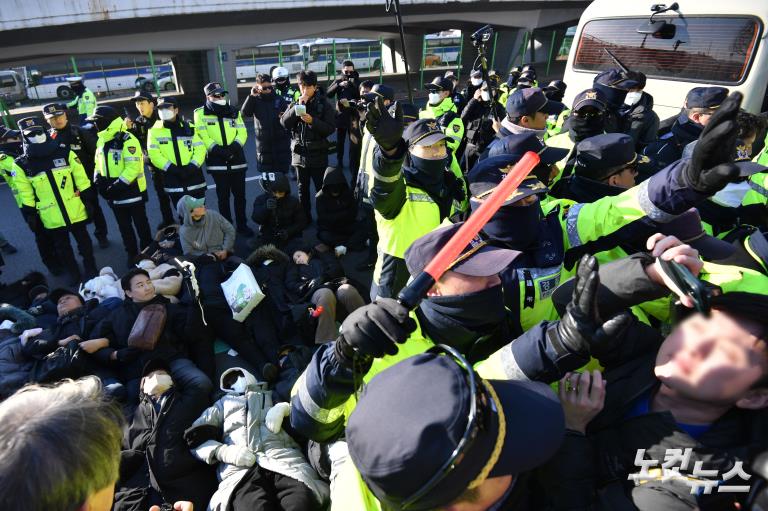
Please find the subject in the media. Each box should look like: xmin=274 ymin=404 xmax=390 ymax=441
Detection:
xmin=51 ymin=123 xmax=98 ymax=177
xmin=241 ymin=92 xmax=292 ymax=171
xmin=280 ymin=90 xmax=336 ymax=168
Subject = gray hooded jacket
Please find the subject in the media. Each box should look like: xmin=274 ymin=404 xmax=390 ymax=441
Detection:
xmin=177 ymin=195 xmax=236 ymax=256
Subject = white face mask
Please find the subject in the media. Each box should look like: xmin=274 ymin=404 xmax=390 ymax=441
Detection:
xmin=624 ymin=91 xmax=642 ymax=106
xmin=143 ymin=373 xmax=173 ymax=396
xmin=158 ymin=108 xmax=175 ymax=121
xmin=481 ymin=90 xmax=491 ymax=102
xmin=231 ymin=375 xmax=247 ymax=394
xmin=428 ymin=93 xmax=442 ymax=105
xmin=471 ymin=78 xmax=483 ymax=86
xmin=212 ymin=98 xmax=228 ymax=106
xmin=27 ymin=134 xmax=47 ymax=144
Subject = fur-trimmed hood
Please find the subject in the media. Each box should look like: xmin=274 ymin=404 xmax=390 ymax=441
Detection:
xmin=245 ymin=244 xmax=291 ymax=267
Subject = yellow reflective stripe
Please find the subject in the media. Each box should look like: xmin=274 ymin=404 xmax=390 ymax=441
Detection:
xmin=295 ymin=372 xmax=345 ymax=425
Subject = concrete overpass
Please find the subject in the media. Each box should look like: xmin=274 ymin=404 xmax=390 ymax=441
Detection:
xmin=0 ymin=0 xmax=588 ymax=97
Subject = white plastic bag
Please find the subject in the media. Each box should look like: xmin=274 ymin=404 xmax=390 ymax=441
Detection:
xmin=221 ymin=263 xmax=265 ymax=322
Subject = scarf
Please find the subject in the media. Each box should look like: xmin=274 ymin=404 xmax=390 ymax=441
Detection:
xmin=501 ymin=117 xmax=545 ymax=140
xmin=205 ymin=100 xmax=239 ymax=119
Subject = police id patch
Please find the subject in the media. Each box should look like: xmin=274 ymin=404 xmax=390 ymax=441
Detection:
xmin=128 ymin=146 xmax=136 ymax=154
xmin=452 ymin=124 xmax=460 ymax=133
xmin=538 ymin=275 xmax=560 ymax=299
xmin=53 ymin=158 xmax=66 ymax=167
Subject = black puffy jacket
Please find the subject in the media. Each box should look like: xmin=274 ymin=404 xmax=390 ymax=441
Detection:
xmin=251 ymin=172 xmax=307 ymax=243
xmin=280 ymin=90 xmax=336 ymax=168
xmin=241 ymin=92 xmax=292 ymax=171
xmin=315 ymin=166 xmax=357 ymax=235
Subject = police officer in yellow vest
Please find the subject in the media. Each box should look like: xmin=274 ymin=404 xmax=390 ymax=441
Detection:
xmin=366 ymin=98 xmax=466 ymax=300
xmin=65 ymin=77 xmax=97 ymax=123
xmin=420 ymin=76 xmax=466 ymax=192
xmin=148 ymin=97 xmax=207 ymax=212
xmin=89 ymin=106 xmax=152 ymax=267
xmin=13 ymin=117 xmax=97 ymax=284
xmin=194 ymin=82 xmax=252 ymax=236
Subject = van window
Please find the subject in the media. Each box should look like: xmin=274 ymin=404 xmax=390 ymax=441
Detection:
xmin=0 ymin=75 xmax=17 ymax=88
xmin=573 ymin=17 xmax=761 ymax=84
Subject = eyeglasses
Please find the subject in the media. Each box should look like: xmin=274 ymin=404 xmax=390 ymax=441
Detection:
xmin=399 ymin=344 xmax=495 ymax=510
xmin=572 ymin=110 xmax=604 ymax=119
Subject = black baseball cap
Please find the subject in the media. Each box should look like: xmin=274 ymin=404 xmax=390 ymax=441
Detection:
xmin=203 ymin=82 xmax=227 ymax=96
xmin=684 ymin=86 xmax=729 ymax=109
xmin=347 ymin=351 xmax=565 ymax=509
xmin=506 ymin=87 xmax=561 ymax=117
xmin=487 ymin=132 xmax=569 ymax=165
xmin=404 ymin=222 xmax=521 ymax=277
xmin=42 ymin=103 xmax=67 ymax=118
xmin=49 ymin=288 xmax=84 ymax=306
xmin=17 ymin=117 xmax=45 ymax=133
xmin=425 ymin=76 xmax=453 ymax=92
xmin=157 ymin=97 xmax=178 ymax=109
xmin=575 ymin=133 xmax=641 ymax=181
xmin=470 ymin=69 xmax=482 ymax=79
xmin=362 ymin=83 xmax=395 ymax=103
xmin=572 ymin=88 xmax=608 ymax=111
xmin=403 ymin=118 xmax=448 ymax=147
xmin=132 ymin=90 xmax=155 ymax=102
xmin=398 ymin=102 xmax=419 ymax=124
xmin=468 ymin=154 xmax=550 ymax=205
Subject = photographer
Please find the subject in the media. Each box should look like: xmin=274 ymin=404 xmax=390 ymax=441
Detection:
xmin=241 ymin=73 xmax=292 ymax=175
xmin=461 ymin=80 xmax=505 ymax=169
xmin=327 ymin=60 xmax=361 ymax=170
xmin=336 ymin=80 xmax=374 ymax=186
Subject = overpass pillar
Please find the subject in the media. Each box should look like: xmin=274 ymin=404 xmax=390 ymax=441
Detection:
xmin=205 ymin=45 xmax=239 ymax=101
xmin=491 ymin=29 xmax=527 ymax=76
xmin=173 ymin=51 xmax=207 ymax=97
xmin=381 ymin=34 xmax=422 ymax=76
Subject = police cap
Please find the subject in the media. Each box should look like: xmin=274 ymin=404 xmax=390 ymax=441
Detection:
xmin=575 ymin=133 xmax=641 ymax=181
xmin=425 ymin=76 xmax=453 ymax=92
xmin=572 ymin=88 xmax=608 ymax=112
xmin=347 ymin=351 xmax=564 ymax=509
xmin=203 ymin=82 xmax=227 ymax=96
xmin=685 ymin=86 xmax=729 ymax=109
xmin=403 ymin=118 xmax=448 ymax=147
xmin=506 ymin=87 xmax=561 ymax=117
xmin=156 ymin=97 xmax=179 ymax=109
xmin=468 ymin=153 xmax=550 ymax=205
xmin=132 ymin=90 xmax=155 ymax=102
xmin=41 ymin=103 xmax=67 ymax=119
xmin=17 ymin=117 xmax=44 ymax=133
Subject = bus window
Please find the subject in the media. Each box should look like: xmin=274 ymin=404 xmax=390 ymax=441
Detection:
xmin=0 ymin=74 xmax=17 ymax=88
xmin=573 ymin=17 xmax=761 ymax=85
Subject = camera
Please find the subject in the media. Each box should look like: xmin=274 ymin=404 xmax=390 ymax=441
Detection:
xmin=471 ymin=25 xmax=494 ymax=49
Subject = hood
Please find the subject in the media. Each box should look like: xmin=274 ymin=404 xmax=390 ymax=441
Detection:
xmin=97 ymin=116 xmax=125 ymax=141
xmin=219 ymin=366 xmax=267 ymax=393
xmin=176 ymin=195 xmax=197 ymax=226
xmin=267 ymin=172 xmax=291 ymax=195
xmin=321 ymin=166 xmax=348 ymax=190
xmin=245 ymin=243 xmax=291 ymax=267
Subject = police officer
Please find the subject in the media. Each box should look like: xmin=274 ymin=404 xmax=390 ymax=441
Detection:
xmin=591 ymin=68 xmax=639 ymax=134
xmin=367 ymin=105 xmax=464 ymax=300
xmin=126 ymin=90 xmax=176 ymax=228
xmin=272 ymin=66 xmax=300 ymax=102
xmin=194 ymin=82 xmax=252 ymax=236
xmin=346 ymin=350 xmax=565 ymax=510
xmin=64 ymin=77 xmax=97 ymax=123
xmin=147 ymin=97 xmax=207 ymax=212
xmin=644 ymin=86 xmax=729 ymax=176
xmin=443 ymin=70 xmax=466 ymax=114
xmin=545 ymin=88 xmax=609 ymax=181
xmin=44 ymin=102 xmax=110 ymax=248
xmin=89 ymin=106 xmax=152 ymax=268
xmin=619 ymin=71 xmax=660 ymax=151
xmin=549 ymin=133 xmax=642 ymax=202
xmin=13 ymin=117 xmax=97 ymax=285
xmin=462 ymin=69 xmax=484 ymax=102
xmin=290 ymin=222 xmax=524 ymax=508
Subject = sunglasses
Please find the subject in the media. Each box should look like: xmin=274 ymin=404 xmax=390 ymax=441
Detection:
xmin=399 ymin=344 xmax=497 ymax=509
xmin=260 ymin=85 xmax=273 ymax=91
xmin=572 ymin=110 xmax=604 ymax=119
xmin=210 ymin=93 xmax=226 ymax=99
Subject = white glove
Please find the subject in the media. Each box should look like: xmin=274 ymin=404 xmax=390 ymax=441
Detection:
xmin=334 ymin=245 xmax=347 ymax=257
xmin=265 ymin=402 xmax=291 ymax=433
xmin=216 ymin=444 xmax=256 ymax=467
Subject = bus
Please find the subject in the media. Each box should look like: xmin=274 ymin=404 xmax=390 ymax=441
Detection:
xmin=561 ymin=0 xmax=768 ymax=119
xmin=23 ymin=56 xmax=176 ymax=101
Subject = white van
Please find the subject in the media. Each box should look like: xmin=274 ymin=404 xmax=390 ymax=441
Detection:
xmin=561 ymin=0 xmax=768 ymax=119
xmin=0 ymin=70 xmax=26 ymax=102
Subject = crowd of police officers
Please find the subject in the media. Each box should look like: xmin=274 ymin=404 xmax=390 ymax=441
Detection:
xmin=2 ymin=54 xmax=768 ymax=510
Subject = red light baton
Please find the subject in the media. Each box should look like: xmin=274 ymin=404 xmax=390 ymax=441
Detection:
xmin=397 ymin=151 xmax=541 ymax=309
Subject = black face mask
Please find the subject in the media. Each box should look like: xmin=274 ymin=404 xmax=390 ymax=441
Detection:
xmin=404 ymin=153 xmax=448 ymax=191
xmin=93 ymin=117 xmax=112 ymax=133
xmin=275 ymin=78 xmax=289 ymax=87
xmin=419 ymin=284 xmax=506 ymax=354
xmin=476 ymin=200 xmax=542 ymax=250
xmin=569 ymin=115 xmax=605 ymax=142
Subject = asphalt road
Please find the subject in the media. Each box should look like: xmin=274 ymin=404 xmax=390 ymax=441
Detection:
xmin=0 ymin=119 xmax=374 ymax=291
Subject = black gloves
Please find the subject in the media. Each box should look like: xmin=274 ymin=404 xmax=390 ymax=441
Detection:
xmin=685 ymin=91 xmax=742 ymax=194
xmin=209 ymin=145 xmax=230 ymax=160
xmin=365 ymin=97 xmax=403 ymax=151
xmin=22 ymin=206 xmax=40 ymax=232
xmin=266 ymin=198 xmax=278 ymax=210
xmin=549 ymin=255 xmax=631 ymax=357
xmin=334 ymin=298 xmax=417 ymax=366
xmin=166 ymin=164 xmax=181 ymax=177
xmin=444 ymin=171 xmax=466 ymax=203
xmin=106 ymin=179 xmax=128 ymax=198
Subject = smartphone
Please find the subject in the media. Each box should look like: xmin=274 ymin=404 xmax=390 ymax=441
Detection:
xmin=294 ymin=104 xmax=307 ymax=117
xmin=656 ymin=258 xmax=712 ymax=316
